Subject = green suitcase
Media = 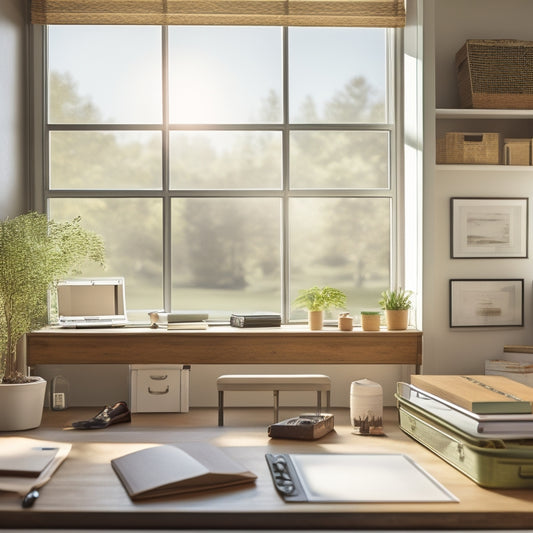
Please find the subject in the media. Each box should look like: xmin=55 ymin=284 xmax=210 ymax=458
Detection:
xmin=396 ymin=388 xmax=533 ymax=489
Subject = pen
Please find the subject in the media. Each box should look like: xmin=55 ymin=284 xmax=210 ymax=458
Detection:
xmin=22 ymin=489 xmax=39 ymax=508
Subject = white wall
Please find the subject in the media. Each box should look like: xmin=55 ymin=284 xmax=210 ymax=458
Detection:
xmin=422 ymin=0 xmax=533 ymax=376
xmin=0 ymin=0 xmax=27 ymax=218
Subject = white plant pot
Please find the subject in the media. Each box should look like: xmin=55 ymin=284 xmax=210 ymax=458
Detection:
xmin=0 ymin=377 xmax=46 ymax=431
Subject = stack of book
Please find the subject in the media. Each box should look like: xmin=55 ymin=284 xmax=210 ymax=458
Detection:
xmin=148 ymin=311 xmax=209 ymax=330
xmin=396 ymin=375 xmax=533 ymax=489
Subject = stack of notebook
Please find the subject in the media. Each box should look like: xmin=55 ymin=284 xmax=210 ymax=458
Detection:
xmin=396 ymin=375 xmax=533 ymax=489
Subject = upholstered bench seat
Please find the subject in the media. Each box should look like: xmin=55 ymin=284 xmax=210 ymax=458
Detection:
xmin=216 ymin=374 xmax=331 ymax=426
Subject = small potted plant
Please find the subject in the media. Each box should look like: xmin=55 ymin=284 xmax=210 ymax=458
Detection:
xmin=360 ymin=311 xmax=381 ymax=331
xmin=378 ymin=288 xmax=413 ymax=330
xmin=0 ymin=212 xmax=104 ymax=430
xmin=294 ymin=286 xmax=347 ymax=330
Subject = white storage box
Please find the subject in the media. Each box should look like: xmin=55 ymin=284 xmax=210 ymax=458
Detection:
xmin=130 ymin=364 xmax=190 ymax=413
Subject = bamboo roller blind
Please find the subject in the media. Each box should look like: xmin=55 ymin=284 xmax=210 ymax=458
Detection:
xmin=30 ymin=0 xmax=406 ymax=27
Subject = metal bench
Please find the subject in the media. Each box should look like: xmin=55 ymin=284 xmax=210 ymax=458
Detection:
xmin=216 ymin=374 xmax=331 ymax=426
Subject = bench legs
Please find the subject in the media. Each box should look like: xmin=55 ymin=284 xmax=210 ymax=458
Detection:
xmin=217 ymin=389 xmax=331 ymax=427
xmin=218 ymin=391 xmax=224 ymax=427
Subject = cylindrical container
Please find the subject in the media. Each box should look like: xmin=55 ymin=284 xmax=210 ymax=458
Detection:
xmin=338 ymin=313 xmax=353 ymax=331
xmin=360 ymin=312 xmax=381 ymax=331
xmin=350 ymin=378 xmax=384 ymax=435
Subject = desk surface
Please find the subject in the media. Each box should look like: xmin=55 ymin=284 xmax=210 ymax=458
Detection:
xmin=2 ymin=406 xmax=533 ymax=530
xmin=27 ymin=326 xmax=422 ymax=368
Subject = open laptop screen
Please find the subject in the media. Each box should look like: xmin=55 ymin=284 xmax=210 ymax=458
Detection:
xmin=56 ymin=278 xmax=127 ymax=326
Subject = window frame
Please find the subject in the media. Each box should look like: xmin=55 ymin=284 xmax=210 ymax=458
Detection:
xmin=30 ymin=24 xmax=405 ymax=323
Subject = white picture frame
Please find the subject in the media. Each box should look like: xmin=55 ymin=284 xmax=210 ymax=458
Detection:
xmin=451 ymin=197 xmax=528 ymax=258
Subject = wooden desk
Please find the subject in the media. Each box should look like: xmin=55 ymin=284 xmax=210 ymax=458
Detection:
xmin=1 ymin=406 xmax=533 ymax=530
xmin=27 ymin=326 xmax=422 ymax=371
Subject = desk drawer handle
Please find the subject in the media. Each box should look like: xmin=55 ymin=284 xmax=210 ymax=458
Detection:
xmin=150 ymin=374 xmax=168 ymax=380
xmin=148 ymin=386 xmax=169 ymax=395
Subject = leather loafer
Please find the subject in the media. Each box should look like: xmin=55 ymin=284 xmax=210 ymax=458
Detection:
xmin=71 ymin=401 xmax=131 ymax=430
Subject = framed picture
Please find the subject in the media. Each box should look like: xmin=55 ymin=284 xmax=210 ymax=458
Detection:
xmin=449 ymin=279 xmax=524 ymax=328
xmin=450 ymin=197 xmax=528 ymax=258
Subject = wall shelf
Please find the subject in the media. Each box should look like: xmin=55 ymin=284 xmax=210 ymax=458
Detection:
xmin=436 ymin=109 xmax=533 ymax=120
xmin=436 ymin=164 xmax=533 ymax=171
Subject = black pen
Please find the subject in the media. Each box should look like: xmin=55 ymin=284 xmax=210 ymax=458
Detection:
xmin=22 ymin=489 xmax=39 ymax=508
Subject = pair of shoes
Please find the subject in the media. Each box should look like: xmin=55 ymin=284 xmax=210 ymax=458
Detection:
xmin=71 ymin=401 xmax=131 ymax=430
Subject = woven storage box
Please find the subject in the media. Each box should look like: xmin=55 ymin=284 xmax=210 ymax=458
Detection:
xmin=456 ymin=40 xmax=533 ymax=109
xmin=504 ymin=138 xmax=532 ymax=165
xmin=436 ymin=132 xmax=500 ymax=164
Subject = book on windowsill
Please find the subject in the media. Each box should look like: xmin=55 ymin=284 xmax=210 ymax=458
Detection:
xmin=167 ymin=321 xmax=209 ymax=330
xmin=148 ymin=311 xmax=209 ymax=326
xmin=111 ymin=442 xmax=257 ymax=501
xmin=410 ymin=374 xmax=533 ymax=415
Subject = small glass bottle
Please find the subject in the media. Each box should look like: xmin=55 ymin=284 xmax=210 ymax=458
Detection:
xmin=50 ymin=375 xmax=70 ymax=410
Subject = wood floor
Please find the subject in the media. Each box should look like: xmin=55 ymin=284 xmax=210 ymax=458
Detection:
xmin=40 ymin=405 xmax=351 ymax=430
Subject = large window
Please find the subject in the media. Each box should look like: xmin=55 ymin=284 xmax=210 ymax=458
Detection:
xmin=40 ymin=25 xmax=400 ymax=323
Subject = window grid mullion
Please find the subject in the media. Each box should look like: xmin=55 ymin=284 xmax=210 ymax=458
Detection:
xmin=161 ymin=26 xmax=172 ymax=313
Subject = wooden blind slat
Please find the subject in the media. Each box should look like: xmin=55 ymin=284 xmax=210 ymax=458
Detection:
xmin=31 ymin=0 xmax=406 ymax=27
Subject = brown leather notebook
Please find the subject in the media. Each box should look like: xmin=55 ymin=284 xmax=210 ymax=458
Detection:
xmin=111 ymin=441 xmax=257 ymax=501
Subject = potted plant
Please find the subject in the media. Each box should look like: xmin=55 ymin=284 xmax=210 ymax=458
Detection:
xmin=0 ymin=212 xmax=104 ymax=430
xmin=378 ymin=288 xmax=413 ymax=330
xmin=294 ymin=286 xmax=347 ymax=330
xmin=360 ymin=311 xmax=381 ymax=331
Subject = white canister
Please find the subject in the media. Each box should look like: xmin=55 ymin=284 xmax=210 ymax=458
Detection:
xmin=350 ymin=378 xmax=384 ymax=435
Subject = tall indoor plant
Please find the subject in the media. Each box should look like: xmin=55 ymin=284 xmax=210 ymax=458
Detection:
xmin=294 ymin=286 xmax=347 ymax=330
xmin=0 ymin=212 xmax=104 ymax=430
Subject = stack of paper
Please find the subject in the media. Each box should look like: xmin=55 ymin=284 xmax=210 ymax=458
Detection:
xmin=0 ymin=438 xmax=71 ymax=495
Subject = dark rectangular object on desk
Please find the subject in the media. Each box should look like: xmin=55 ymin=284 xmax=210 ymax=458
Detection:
xmin=230 ymin=313 xmax=281 ymax=328
xmin=268 ymin=414 xmax=334 ymax=440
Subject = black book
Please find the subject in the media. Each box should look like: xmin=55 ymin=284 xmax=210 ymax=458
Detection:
xmin=230 ymin=313 xmax=281 ymax=328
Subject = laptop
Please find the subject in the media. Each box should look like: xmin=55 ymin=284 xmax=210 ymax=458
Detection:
xmin=56 ymin=277 xmax=128 ymax=328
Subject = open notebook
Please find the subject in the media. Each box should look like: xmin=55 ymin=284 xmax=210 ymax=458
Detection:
xmin=56 ymin=278 xmax=128 ymax=328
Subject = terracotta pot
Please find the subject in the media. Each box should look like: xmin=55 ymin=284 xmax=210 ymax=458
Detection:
xmin=308 ymin=310 xmax=324 ymax=331
xmin=384 ymin=309 xmax=408 ymax=330
xmin=361 ymin=313 xmax=381 ymax=331
xmin=0 ymin=376 xmax=46 ymax=431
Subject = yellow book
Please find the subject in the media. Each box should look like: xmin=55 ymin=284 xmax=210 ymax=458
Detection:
xmin=411 ymin=375 xmax=533 ymax=415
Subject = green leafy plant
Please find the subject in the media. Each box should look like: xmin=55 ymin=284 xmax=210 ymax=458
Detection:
xmin=0 ymin=213 xmax=105 ymax=383
xmin=294 ymin=286 xmax=347 ymax=312
xmin=361 ymin=311 xmax=381 ymax=316
xmin=379 ymin=288 xmax=413 ymax=310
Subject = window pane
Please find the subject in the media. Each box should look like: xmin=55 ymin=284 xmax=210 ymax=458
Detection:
xmin=290 ymin=131 xmax=389 ymax=189
xmin=171 ymin=198 xmax=280 ymax=318
xmin=48 ymin=26 xmax=162 ymax=124
xmin=289 ymin=198 xmax=390 ymax=321
xmin=49 ymin=198 xmax=163 ymax=316
xmin=289 ymin=28 xmax=387 ymax=124
xmin=50 ymin=131 xmax=162 ymax=190
xmin=170 ymin=131 xmax=282 ymax=189
xmin=168 ymin=27 xmax=282 ymax=124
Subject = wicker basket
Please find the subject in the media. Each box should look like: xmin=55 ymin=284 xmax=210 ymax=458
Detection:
xmin=456 ymin=39 xmax=533 ymax=109
xmin=504 ymin=138 xmax=532 ymax=165
xmin=436 ymin=132 xmax=500 ymax=165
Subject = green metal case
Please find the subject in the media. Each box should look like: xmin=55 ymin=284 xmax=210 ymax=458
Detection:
xmin=396 ymin=392 xmax=533 ymax=489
